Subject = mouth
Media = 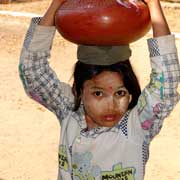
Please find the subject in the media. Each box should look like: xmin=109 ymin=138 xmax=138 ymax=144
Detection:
xmin=103 ymin=114 xmax=118 ymax=121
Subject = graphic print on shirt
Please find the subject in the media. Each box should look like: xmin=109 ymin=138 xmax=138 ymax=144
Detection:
xmin=138 ymin=70 xmax=164 ymax=115
xmin=72 ymin=152 xmax=136 ymax=180
xmin=141 ymin=102 xmax=163 ymax=130
xmin=19 ymin=64 xmax=28 ymax=89
xmin=148 ymin=70 xmax=164 ymax=100
xmin=101 ymin=163 xmax=135 ymax=180
xmin=72 ymin=152 xmax=101 ymax=180
xmin=59 ymin=145 xmax=69 ymax=171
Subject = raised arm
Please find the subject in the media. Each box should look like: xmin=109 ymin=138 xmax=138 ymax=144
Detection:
xmin=146 ymin=0 xmax=170 ymax=37
xmin=19 ymin=0 xmax=74 ymax=123
xmin=131 ymin=0 xmax=180 ymax=143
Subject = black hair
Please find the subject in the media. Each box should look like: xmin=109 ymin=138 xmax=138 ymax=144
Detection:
xmin=72 ymin=60 xmax=141 ymax=111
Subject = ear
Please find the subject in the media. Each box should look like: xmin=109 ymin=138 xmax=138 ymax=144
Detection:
xmin=129 ymin=94 xmax=132 ymax=104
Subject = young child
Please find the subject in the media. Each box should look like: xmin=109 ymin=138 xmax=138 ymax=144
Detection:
xmin=19 ymin=0 xmax=180 ymax=179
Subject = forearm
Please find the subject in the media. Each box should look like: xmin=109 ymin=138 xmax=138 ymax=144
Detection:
xmin=147 ymin=0 xmax=170 ymax=37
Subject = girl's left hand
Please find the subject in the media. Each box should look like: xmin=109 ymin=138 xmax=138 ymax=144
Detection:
xmin=143 ymin=0 xmax=160 ymax=6
xmin=144 ymin=0 xmax=171 ymax=37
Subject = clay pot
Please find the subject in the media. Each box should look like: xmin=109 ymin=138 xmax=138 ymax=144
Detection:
xmin=55 ymin=0 xmax=151 ymax=45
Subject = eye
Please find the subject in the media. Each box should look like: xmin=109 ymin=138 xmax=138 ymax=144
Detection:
xmin=93 ymin=91 xmax=103 ymax=97
xmin=115 ymin=90 xmax=127 ymax=97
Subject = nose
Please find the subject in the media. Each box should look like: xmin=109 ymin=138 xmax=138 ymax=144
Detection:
xmin=106 ymin=96 xmax=117 ymax=111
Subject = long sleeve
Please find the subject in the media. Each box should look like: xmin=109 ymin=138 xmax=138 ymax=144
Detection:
xmin=19 ymin=17 xmax=74 ymax=124
xmin=136 ymin=34 xmax=180 ymax=143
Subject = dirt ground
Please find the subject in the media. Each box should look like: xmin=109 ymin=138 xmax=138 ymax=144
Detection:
xmin=0 ymin=0 xmax=180 ymax=180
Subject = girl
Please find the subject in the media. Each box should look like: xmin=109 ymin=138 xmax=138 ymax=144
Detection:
xmin=19 ymin=0 xmax=180 ymax=179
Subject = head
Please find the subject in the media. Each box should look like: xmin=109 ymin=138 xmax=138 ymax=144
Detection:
xmin=72 ymin=60 xmax=141 ymax=129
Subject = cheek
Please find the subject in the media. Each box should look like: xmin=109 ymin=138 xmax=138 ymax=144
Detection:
xmin=82 ymin=95 xmax=95 ymax=110
xmin=82 ymin=95 xmax=104 ymax=115
xmin=114 ymin=97 xmax=130 ymax=111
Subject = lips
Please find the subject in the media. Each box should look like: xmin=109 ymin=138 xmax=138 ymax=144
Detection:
xmin=103 ymin=114 xmax=118 ymax=121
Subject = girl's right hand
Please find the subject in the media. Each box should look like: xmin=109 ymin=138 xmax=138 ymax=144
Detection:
xmin=39 ymin=0 xmax=66 ymax=26
xmin=50 ymin=0 xmax=66 ymax=10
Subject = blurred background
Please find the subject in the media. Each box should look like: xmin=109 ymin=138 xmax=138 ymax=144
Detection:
xmin=0 ymin=0 xmax=180 ymax=180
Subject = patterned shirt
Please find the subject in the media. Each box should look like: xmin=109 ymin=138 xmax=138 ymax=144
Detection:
xmin=19 ymin=17 xmax=180 ymax=180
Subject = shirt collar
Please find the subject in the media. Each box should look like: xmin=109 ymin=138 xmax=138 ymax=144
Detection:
xmin=77 ymin=108 xmax=130 ymax=138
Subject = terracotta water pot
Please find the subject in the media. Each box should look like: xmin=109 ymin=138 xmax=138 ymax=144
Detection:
xmin=55 ymin=0 xmax=151 ymax=45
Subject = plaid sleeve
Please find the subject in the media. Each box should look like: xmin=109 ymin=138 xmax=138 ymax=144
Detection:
xmin=19 ymin=17 xmax=74 ymax=123
xmin=136 ymin=34 xmax=180 ymax=143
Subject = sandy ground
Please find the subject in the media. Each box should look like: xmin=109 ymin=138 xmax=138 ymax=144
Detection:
xmin=0 ymin=0 xmax=180 ymax=180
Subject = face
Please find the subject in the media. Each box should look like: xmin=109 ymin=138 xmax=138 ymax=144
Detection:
xmin=81 ymin=71 xmax=132 ymax=129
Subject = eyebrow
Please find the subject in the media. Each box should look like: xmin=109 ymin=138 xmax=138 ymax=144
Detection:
xmin=90 ymin=87 xmax=104 ymax=90
xmin=90 ymin=86 xmax=126 ymax=90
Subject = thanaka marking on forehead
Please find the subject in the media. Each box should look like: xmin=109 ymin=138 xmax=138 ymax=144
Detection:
xmin=107 ymin=86 xmax=113 ymax=93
